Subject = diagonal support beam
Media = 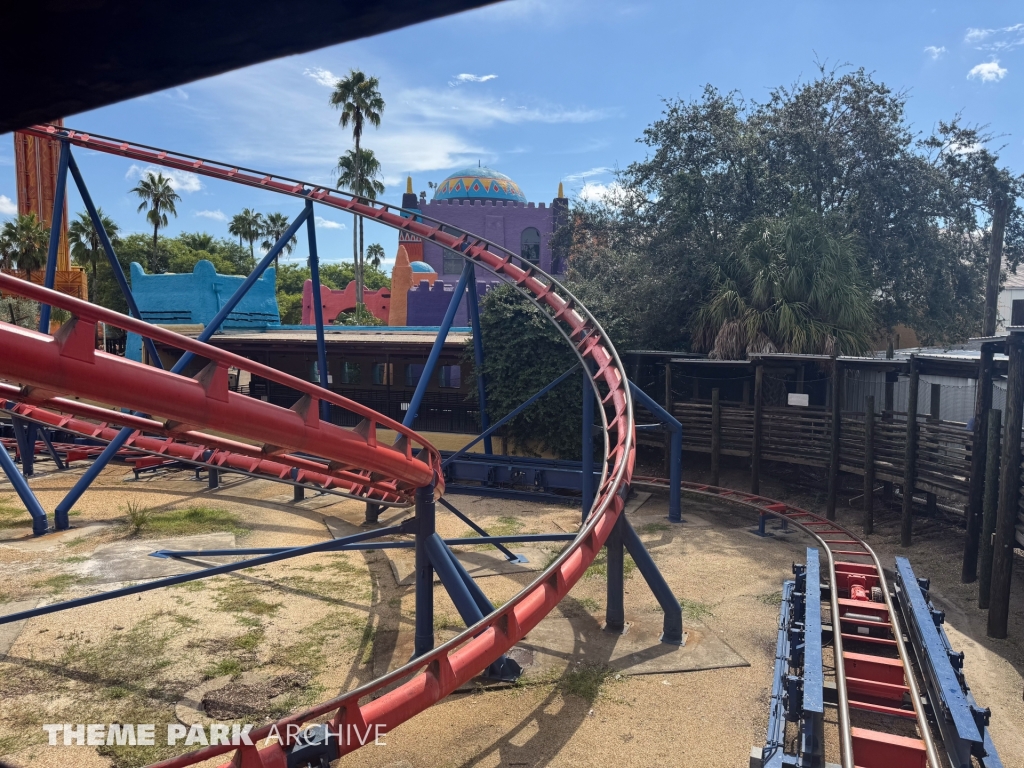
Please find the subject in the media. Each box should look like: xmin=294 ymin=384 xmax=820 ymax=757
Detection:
xmin=304 ymin=200 xmax=331 ymax=422
xmin=629 ymin=381 xmax=682 ymax=523
xmin=465 ymin=263 xmax=492 ymax=454
xmin=0 ymin=439 xmax=48 ymax=535
xmin=437 ymin=496 xmax=522 ymax=562
xmin=38 ymin=140 xmax=70 ymax=333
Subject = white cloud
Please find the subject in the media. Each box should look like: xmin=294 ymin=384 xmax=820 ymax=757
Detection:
xmin=315 ymin=216 xmax=345 ymax=230
xmin=924 ymin=45 xmax=947 ymax=59
xmin=195 ymin=209 xmax=227 ymax=222
xmin=577 ymin=182 xmax=623 ymax=204
xmin=125 ymin=163 xmax=204 ymax=193
xmin=967 ymin=61 xmax=1008 ymax=82
xmin=449 ymin=73 xmax=498 ymax=87
xmin=304 ymin=67 xmax=338 ymax=87
xmin=0 ymin=195 xmax=17 ymax=216
xmin=564 ymin=167 xmax=613 ymax=184
xmin=965 ymin=23 xmax=1024 ymax=51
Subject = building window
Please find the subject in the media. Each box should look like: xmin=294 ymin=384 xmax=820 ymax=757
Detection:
xmin=340 ymin=361 xmax=361 ymax=384
xmin=438 ymin=365 xmax=462 ymax=389
xmin=520 ymin=227 xmax=541 ymax=265
xmin=443 ymin=252 xmax=463 ymax=275
xmin=372 ymin=363 xmax=392 ymax=385
xmin=405 ymin=363 xmax=425 ymax=387
xmin=1012 ymin=299 xmax=1024 ymax=327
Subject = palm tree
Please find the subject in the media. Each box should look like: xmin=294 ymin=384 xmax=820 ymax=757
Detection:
xmin=179 ymin=232 xmax=215 ymax=251
xmin=260 ymin=212 xmax=297 ymax=268
xmin=330 ymin=69 xmax=385 ymax=307
xmin=129 ymin=171 xmax=181 ymax=252
xmin=691 ymin=208 xmax=874 ymax=360
xmin=365 ymin=242 xmax=385 ymax=270
xmin=336 ymin=147 xmax=385 ymax=292
xmin=68 ymin=209 xmax=119 ymax=302
xmin=0 ymin=213 xmax=50 ymax=281
xmin=228 ymin=208 xmax=265 ymax=266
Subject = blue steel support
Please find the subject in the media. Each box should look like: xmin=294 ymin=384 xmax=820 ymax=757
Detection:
xmin=38 ymin=140 xmax=70 ymax=333
xmin=304 ymin=201 xmax=331 ymax=422
xmin=628 ymin=382 xmax=682 ymax=523
xmin=801 ymin=548 xmax=824 ymax=763
xmin=55 ymin=205 xmax=312 ymax=522
xmin=581 ymin=367 xmax=595 ymax=523
xmin=605 ymin=514 xmax=625 ymax=633
xmin=437 ymin=496 xmax=521 ymax=562
xmin=0 ymin=442 xmax=48 ymax=535
xmin=465 ymin=263 xmax=492 ymax=454
xmin=10 ymin=417 xmax=35 ymax=477
xmin=443 ymin=538 xmax=497 ymax=618
xmin=414 ymin=484 xmax=435 ymax=658
xmin=618 ymin=515 xmax=684 ymax=644
xmin=402 ymin=259 xmax=473 ymax=430
xmin=0 ymin=522 xmax=410 ymax=627
xmin=895 ymin=557 xmax=1002 ymax=768
xmin=761 ymin=579 xmax=795 ymax=768
xmin=37 ymin=427 xmax=66 ymax=471
xmin=443 ymin=364 xmax=580 ymax=468
xmin=67 ymin=151 xmax=164 ymax=367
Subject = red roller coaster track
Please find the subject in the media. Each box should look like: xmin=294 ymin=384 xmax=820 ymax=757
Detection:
xmin=0 ymin=126 xmax=636 ymax=768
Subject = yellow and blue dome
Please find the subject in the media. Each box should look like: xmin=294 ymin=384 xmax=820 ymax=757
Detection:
xmin=433 ymin=166 xmax=527 ymax=203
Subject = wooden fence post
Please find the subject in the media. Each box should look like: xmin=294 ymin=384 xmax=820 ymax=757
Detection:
xmin=863 ymin=395 xmax=875 ymax=535
xmin=978 ymin=408 xmax=1001 ymax=610
xmin=711 ymin=387 xmax=721 ymax=487
xmin=901 ymin=355 xmax=920 ymax=546
xmin=964 ymin=343 xmax=994 ymax=582
xmin=751 ymin=363 xmax=763 ymax=494
xmin=827 ymin=360 xmax=843 ymax=520
xmin=988 ymin=332 xmax=1024 ymax=639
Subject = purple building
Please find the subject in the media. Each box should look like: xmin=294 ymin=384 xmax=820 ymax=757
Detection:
xmin=402 ymin=166 xmax=568 ymax=282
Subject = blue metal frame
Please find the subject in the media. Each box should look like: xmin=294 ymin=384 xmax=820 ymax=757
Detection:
xmin=414 ymin=484 xmax=435 ymax=658
xmin=437 ymin=496 xmax=522 ymax=563
xmin=465 ymin=263 xmax=492 ymax=454
xmin=0 ymin=440 xmax=48 ymax=535
xmin=628 ymin=381 xmax=681 ymax=523
xmin=894 ymin=557 xmax=1002 ymax=768
xmin=38 ymin=140 xmax=70 ymax=332
xmin=304 ymin=200 xmax=331 ymax=422
xmin=0 ymin=521 xmax=411 ymax=626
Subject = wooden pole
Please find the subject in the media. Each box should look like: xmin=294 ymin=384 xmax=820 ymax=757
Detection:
xmin=711 ymin=387 xmax=721 ymax=487
xmin=982 ymin=194 xmax=1008 ymax=338
xmin=827 ymin=360 xmax=842 ymax=520
xmin=978 ymin=408 xmax=1001 ymax=610
xmin=988 ymin=333 xmax=1024 ymax=639
xmin=863 ymin=395 xmax=875 ymax=535
xmin=964 ymin=344 xmax=994 ymax=582
xmin=751 ymin=363 xmax=763 ymax=494
xmin=901 ymin=355 xmax=920 ymax=547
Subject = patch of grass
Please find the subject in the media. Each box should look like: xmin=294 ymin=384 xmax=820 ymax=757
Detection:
xmin=758 ymin=591 xmax=784 ymax=607
xmin=122 ymin=503 xmax=248 ymax=538
xmin=298 ymin=563 xmax=325 ymax=572
xmin=326 ymin=555 xmax=359 ymax=574
xmin=123 ymin=499 xmax=151 ymax=536
xmin=170 ymin=579 xmax=206 ymax=592
xmin=59 ymin=555 xmax=89 ymax=564
xmin=231 ymin=629 xmax=265 ymax=652
xmin=460 ymin=515 xmax=525 ymax=540
xmin=0 ymin=495 xmax=32 ymax=529
xmin=59 ymin=618 xmax=172 ymax=690
xmin=103 ymin=685 xmax=131 ymax=700
xmin=204 ymin=658 xmax=244 ymax=678
xmin=33 ymin=573 xmax=89 ymax=594
xmin=557 ymin=662 xmax=612 ymax=701
xmin=680 ymin=598 xmax=714 ymax=622
xmin=584 ymin=549 xmax=637 ymax=580
xmin=94 ymin=694 xmax=180 ymax=768
xmin=213 ymin=580 xmax=281 ymax=617
xmin=433 ymin=612 xmax=461 ymax=631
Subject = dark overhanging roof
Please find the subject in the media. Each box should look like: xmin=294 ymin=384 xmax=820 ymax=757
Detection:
xmin=1 ymin=0 xmax=498 ymax=134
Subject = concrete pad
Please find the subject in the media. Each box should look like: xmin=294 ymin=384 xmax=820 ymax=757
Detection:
xmin=266 ymin=492 xmax=346 ymax=511
xmin=82 ymin=533 xmax=238 ymax=583
xmin=387 ymin=547 xmax=548 ymax=586
xmin=0 ymin=600 xmax=40 ymax=658
xmin=0 ymin=523 xmax=112 ymax=550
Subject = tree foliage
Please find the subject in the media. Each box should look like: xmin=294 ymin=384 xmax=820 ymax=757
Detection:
xmin=0 ymin=213 xmax=50 ymax=280
xmin=130 ymin=171 xmax=180 ymax=251
xmin=565 ymin=65 xmax=1024 ymax=350
xmin=472 ymin=284 xmax=581 ymax=459
xmin=68 ymin=209 xmax=119 ymax=302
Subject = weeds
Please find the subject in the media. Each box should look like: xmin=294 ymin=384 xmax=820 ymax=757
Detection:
xmin=557 ymin=662 xmax=612 ymax=701
xmin=122 ymin=503 xmax=247 ymax=538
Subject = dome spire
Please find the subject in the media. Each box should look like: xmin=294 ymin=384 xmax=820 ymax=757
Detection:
xmin=406 ymin=176 xmax=413 ymax=194
xmin=558 ymin=181 xmax=564 ymax=199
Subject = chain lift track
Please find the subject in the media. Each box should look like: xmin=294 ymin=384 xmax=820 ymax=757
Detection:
xmin=0 ymin=125 xmax=636 ymax=768
xmin=633 ymin=477 xmax=942 ymax=768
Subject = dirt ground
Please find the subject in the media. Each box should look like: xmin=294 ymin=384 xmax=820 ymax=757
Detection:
xmin=0 ymin=451 xmax=1021 ymax=768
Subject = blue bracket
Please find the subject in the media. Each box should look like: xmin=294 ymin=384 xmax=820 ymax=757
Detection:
xmin=894 ymin=557 xmax=1002 ymax=768
xmin=0 ymin=441 xmax=48 ymax=535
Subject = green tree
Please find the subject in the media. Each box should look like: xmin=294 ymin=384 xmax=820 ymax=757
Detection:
xmin=330 ymin=69 xmax=385 ymax=308
xmin=130 ymin=171 xmax=181 ymax=253
xmin=68 ymin=209 xmax=119 ymax=301
xmin=228 ymin=209 xmax=265 ymax=266
xmin=336 ymin=147 xmax=385 ymax=290
xmin=0 ymin=212 xmax=50 ymax=281
xmin=691 ymin=209 xmax=874 ymax=359
xmin=365 ymin=242 xmax=385 ymax=269
xmin=260 ymin=212 xmax=297 ymax=269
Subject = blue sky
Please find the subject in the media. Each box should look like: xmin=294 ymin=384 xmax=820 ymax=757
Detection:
xmin=1 ymin=0 xmax=1022 ymax=272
